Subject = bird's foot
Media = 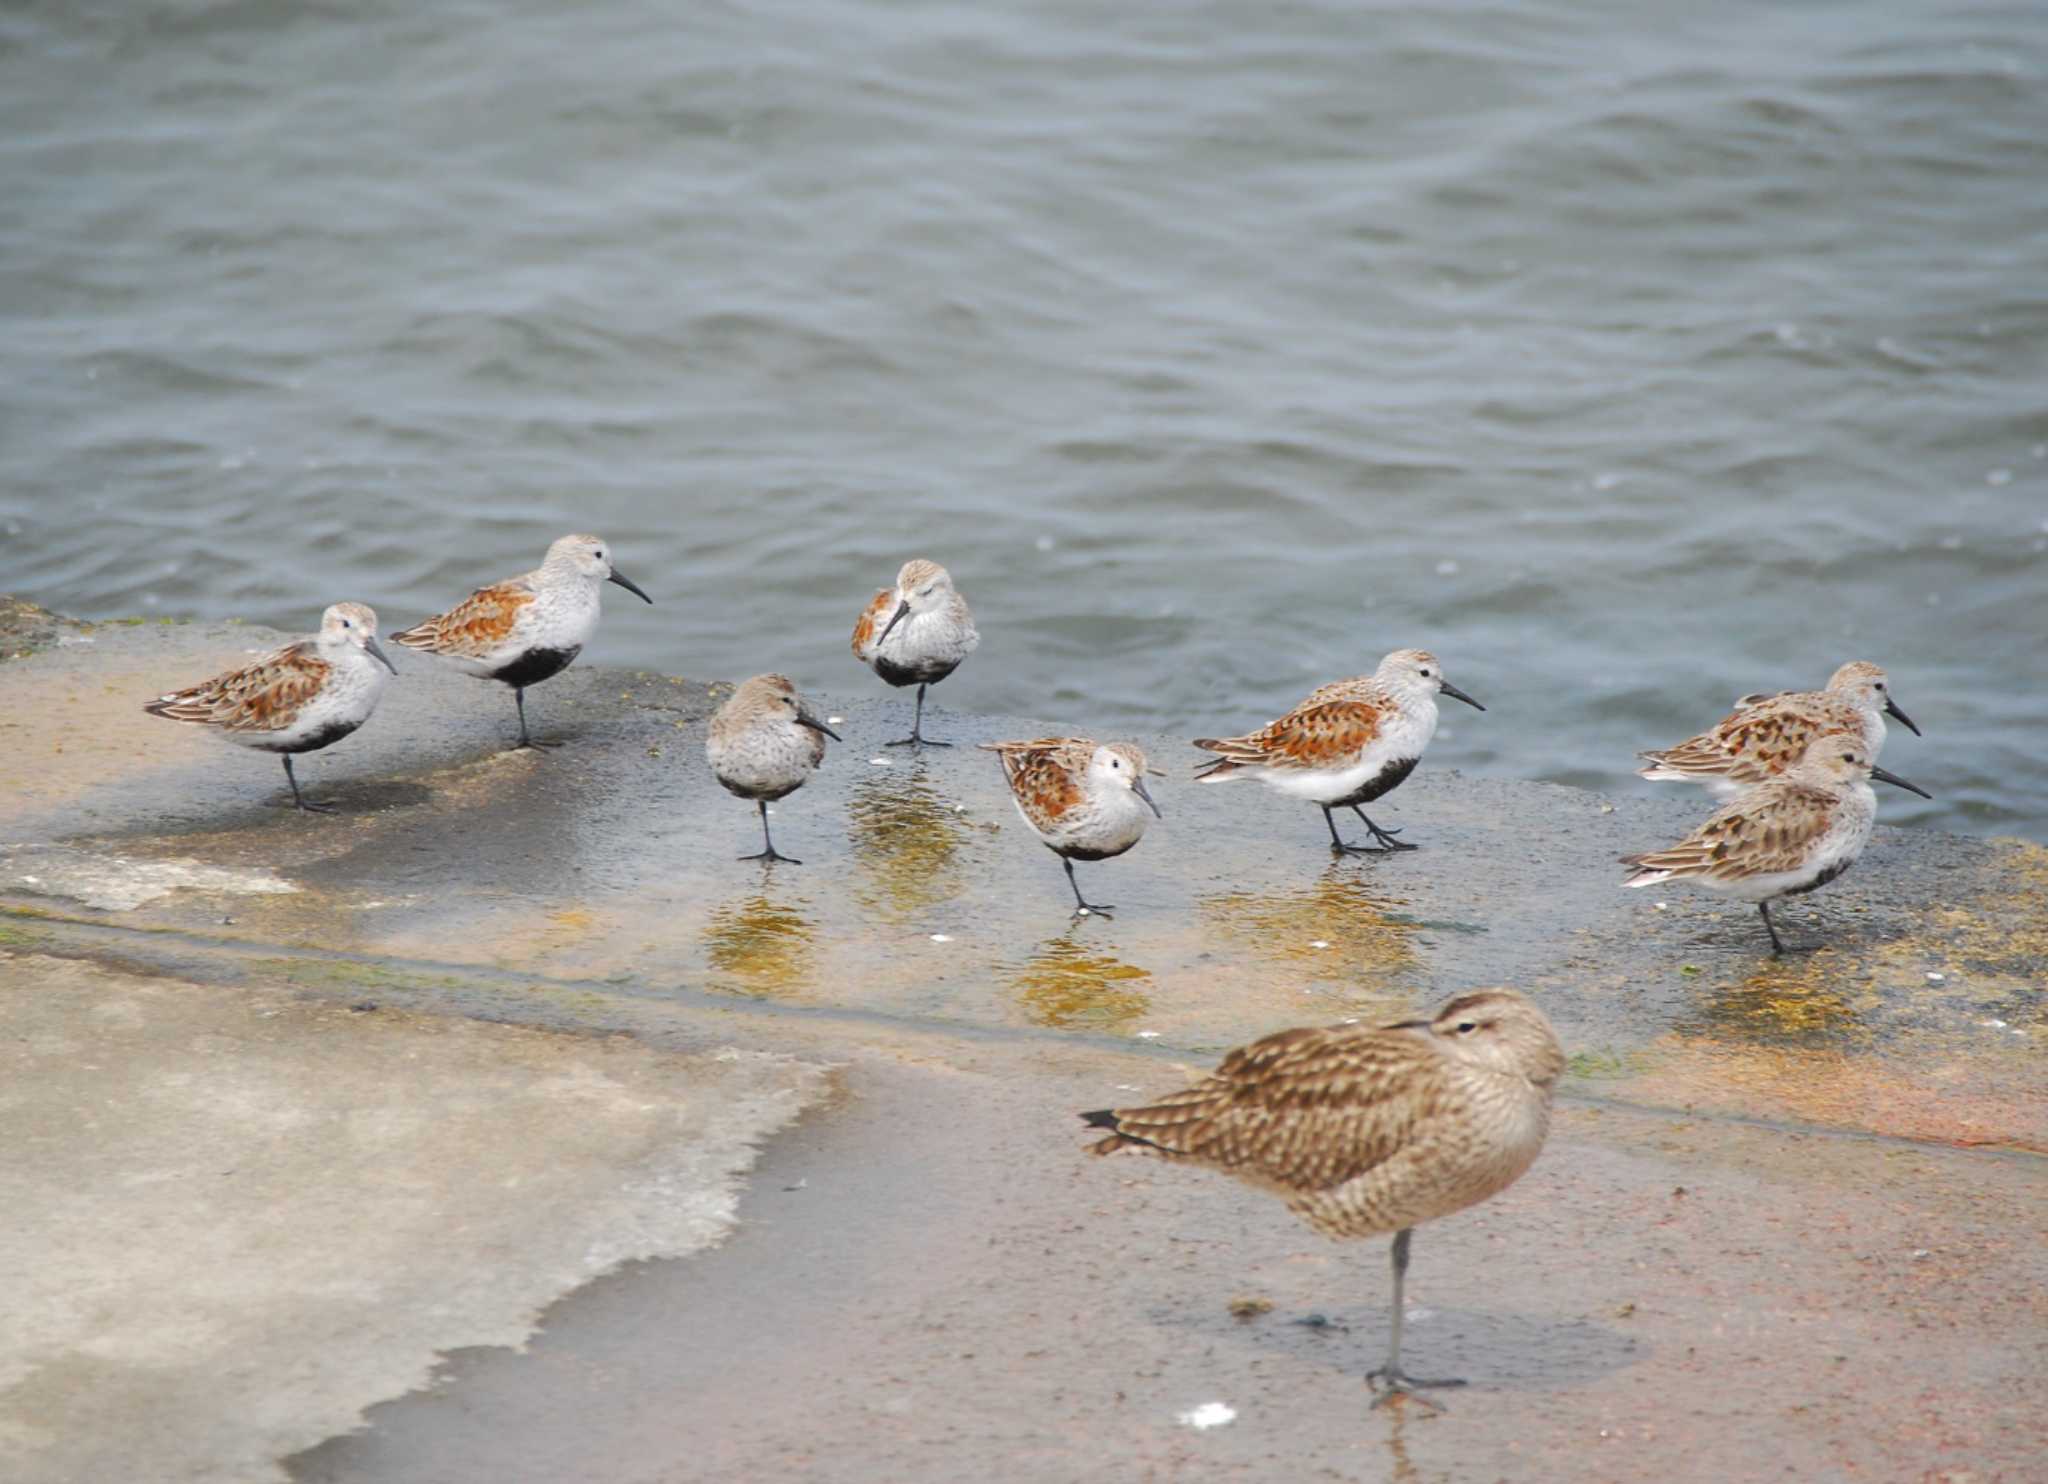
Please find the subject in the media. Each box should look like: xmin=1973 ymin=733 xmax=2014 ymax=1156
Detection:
xmin=1071 ymin=903 xmax=1116 ymax=919
xmin=883 ymin=736 xmax=951 ymax=748
xmin=739 ymin=848 xmax=802 ymax=865
xmin=513 ymin=736 xmax=564 ymax=752
xmin=1769 ymin=942 xmax=1820 ymax=957
xmin=1331 ymin=839 xmax=1401 ymax=856
xmin=1366 ymin=1366 xmax=1466 ymax=1411
xmin=275 ymin=798 xmax=339 ymax=815
xmin=1367 ymin=831 xmax=1418 ymax=852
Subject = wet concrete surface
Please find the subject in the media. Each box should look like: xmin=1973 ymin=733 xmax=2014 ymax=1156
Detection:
xmin=2 ymin=603 xmax=2043 ymax=1480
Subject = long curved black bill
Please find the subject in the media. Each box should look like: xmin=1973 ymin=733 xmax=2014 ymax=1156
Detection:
xmin=608 ymin=569 xmax=654 ymax=604
xmin=796 ymin=714 xmax=843 ymax=742
xmin=364 ymin=634 xmax=399 ymax=676
xmin=1870 ymin=764 xmax=1931 ymax=799
xmin=876 ymin=599 xmax=911 ymax=647
xmin=1132 ymin=776 xmax=1163 ymax=819
xmin=1439 ymin=680 xmax=1485 ymax=712
xmin=1884 ymin=697 xmax=1920 ymax=736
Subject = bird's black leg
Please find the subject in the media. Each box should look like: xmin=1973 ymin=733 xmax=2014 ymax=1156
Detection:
xmin=280 ymin=755 xmax=337 ymax=814
xmin=1352 ymin=806 xmax=1417 ymax=852
xmin=1366 ymin=1228 xmax=1466 ymax=1410
xmin=1758 ymin=900 xmax=1814 ymax=955
xmin=1063 ymin=857 xmax=1114 ymax=917
xmin=738 ymin=799 xmax=801 ymax=864
xmin=513 ymin=687 xmax=562 ymax=750
xmin=885 ymin=683 xmax=952 ymax=748
xmin=1322 ymin=805 xmax=1379 ymax=855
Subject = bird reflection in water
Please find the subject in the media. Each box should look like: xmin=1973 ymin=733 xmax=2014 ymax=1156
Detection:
xmin=844 ymin=762 xmax=975 ymax=922
xmin=1688 ymin=951 xmax=1870 ymax=1043
xmin=1202 ymin=866 xmax=1421 ymax=979
xmin=1013 ymin=934 xmax=1152 ymax=1031
xmin=701 ymin=891 xmax=817 ymax=998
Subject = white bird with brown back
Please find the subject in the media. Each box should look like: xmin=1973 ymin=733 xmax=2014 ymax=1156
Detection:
xmin=851 ymin=558 xmax=978 ymax=747
xmin=1638 ymin=660 xmax=1919 ymax=800
xmin=1623 ymin=731 xmax=1931 ymax=954
xmin=981 ymin=737 xmax=1160 ymax=917
xmin=144 ymin=601 xmax=397 ymax=813
xmin=706 ymin=674 xmax=842 ymax=865
xmin=391 ymin=533 xmax=652 ymax=750
xmin=1193 ymin=648 xmax=1483 ymax=854
xmin=1082 ymin=988 xmax=1565 ymax=1408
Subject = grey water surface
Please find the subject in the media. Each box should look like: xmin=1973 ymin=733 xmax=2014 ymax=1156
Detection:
xmin=2 ymin=0 xmax=2043 ymax=835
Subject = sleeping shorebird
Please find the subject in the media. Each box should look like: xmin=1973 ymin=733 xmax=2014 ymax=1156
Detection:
xmin=390 ymin=533 xmax=651 ymax=750
xmin=1638 ymin=660 xmax=1919 ymax=800
xmin=144 ymin=602 xmax=397 ymax=813
xmin=1193 ymin=649 xmax=1483 ymax=854
xmin=1083 ymin=988 xmax=1564 ymax=1408
xmin=851 ymin=559 xmax=978 ymax=747
xmin=706 ymin=674 xmax=842 ymax=864
xmin=981 ymin=737 xmax=1161 ymax=917
xmin=1622 ymin=732 xmax=1931 ymax=953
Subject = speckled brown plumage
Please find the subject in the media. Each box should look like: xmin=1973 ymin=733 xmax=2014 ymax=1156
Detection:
xmin=1084 ymin=988 xmax=1563 ymax=1405
xmin=1639 ymin=660 xmax=1916 ymax=796
xmin=145 ymin=643 xmax=333 ymax=734
xmin=1192 ymin=697 xmax=1389 ymax=776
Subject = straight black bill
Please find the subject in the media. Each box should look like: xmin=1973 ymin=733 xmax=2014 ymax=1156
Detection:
xmin=364 ymin=634 xmax=399 ymax=676
xmin=1132 ymin=776 xmax=1163 ymax=818
xmin=1439 ymin=679 xmax=1485 ymax=712
xmin=608 ymin=569 xmax=654 ymax=604
xmin=1870 ymin=764 xmax=1932 ymax=799
xmin=1884 ymin=697 xmax=1920 ymax=736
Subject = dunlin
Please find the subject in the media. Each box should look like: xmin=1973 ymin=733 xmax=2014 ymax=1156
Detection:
xmin=144 ymin=602 xmax=397 ymax=813
xmin=1083 ymin=988 xmax=1564 ymax=1408
xmin=1193 ymin=649 xmax=1483 ymax=854
xmin=390 ymin=533 xmax=652 ymax=750
xmin=706 ymin=674 xmax=842 ymax=864
xmin=1638 ymin=661 xmax=1919 ymax=800
xmin=851 ymin=558 xmax=978 ymax=747
xmin=1622 ymin=732 xmax=1931 ymax=953
xmin=981 ymin=737 xmax=1160 ymax=917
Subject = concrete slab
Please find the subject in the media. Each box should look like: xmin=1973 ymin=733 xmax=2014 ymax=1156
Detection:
xmin=0 ymin=601 xmax=2042 ymax=1480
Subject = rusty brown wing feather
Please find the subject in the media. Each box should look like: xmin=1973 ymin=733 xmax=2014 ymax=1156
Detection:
xmin=1623 ymin=781 xmax=1838 ymax=880
xmin=979 ymin=738 xmax=1090 ymax=831
xmin=1646 ymin=694 xmax=1852 ymax=784
xmin=390 ymin=580 xmax=535 ymax=658
xmin=1193 ymin=698 xmax=1386 ymax=771
xmin=143 ymin=643 xmax=331 ymax=733
xmin=850 ymin=588 xmax=893 ymax=660
xmin=1091 ymin=1025 xmax=1443 ymax=1192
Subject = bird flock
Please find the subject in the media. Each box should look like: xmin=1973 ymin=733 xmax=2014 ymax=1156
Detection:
xmin=140 ymin=537 xmax=1930 ymax=1407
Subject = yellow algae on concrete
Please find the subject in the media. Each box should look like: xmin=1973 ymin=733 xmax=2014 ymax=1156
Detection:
xmin=1199 ymin=867 xmax=1420 ymax=981
xmin=0 ymin=952 xmax=831 ymax=1484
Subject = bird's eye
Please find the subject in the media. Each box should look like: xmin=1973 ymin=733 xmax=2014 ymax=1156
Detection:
xmin=1421 ymin=668 xmax=1432 ymax=678
xmin=1456 ymin=1021 xmax=1477 ymax=1034
xmin=1842 ymin=752 xmax=1855 ymax=762
xmin=341 ymin=619 xmax=352 ymax=628
xmin=1875 ymin=682 xmax=1886 ymax=691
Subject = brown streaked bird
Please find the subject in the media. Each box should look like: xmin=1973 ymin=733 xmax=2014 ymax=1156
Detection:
xmin=1082 ymin=988 xmax=1564 ymax=1408
xmin=1623 ymin=731 xmax=1931 ymax=954
xmin=851 ymin=558 xmax=978 ymax=747
xmin=1193 ymin=649 xmax=1483 ymax=854
xmin=981 ymin=737 xmax=1160 ymax=917
xmin=144 ymin=602 xmax=397 ymax=813
xmin=705 ymin=674 xmax=842 ymax=864
xmin=1638 ymin=660 xmax=1918 ymax=800
xmin=391 ymin=533 xmax=651 ymax=750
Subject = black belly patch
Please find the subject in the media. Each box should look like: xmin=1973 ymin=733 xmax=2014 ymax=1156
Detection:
xmin=719 ymin=778 xmax=802 ymax=803
xmin=1785 ymin=859 xmax=1853 ymax=897
xmin=872 ymin=655 xmax=959 ymax=689
xmin=1330 ymin=756 xmax=1419 ymax=807
xmin=257 ymin=719 xmax=361 ymax=755
xmin=1054 ymin=842 xmax=1137 ymax=863
xmin=490 ymin=645 xmax=582 ymax=689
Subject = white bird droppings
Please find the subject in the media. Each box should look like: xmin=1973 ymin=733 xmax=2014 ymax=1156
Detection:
xmin=1309 ymin=939 xmax=1331 ymax=949
xmin=1177 ymin=1402 xmax=1237 ymax=1430
xmin=929 ymin=934 xmax=952 ymax=944
xmin=1927 ymin=972 xmax=1946 ymax=983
